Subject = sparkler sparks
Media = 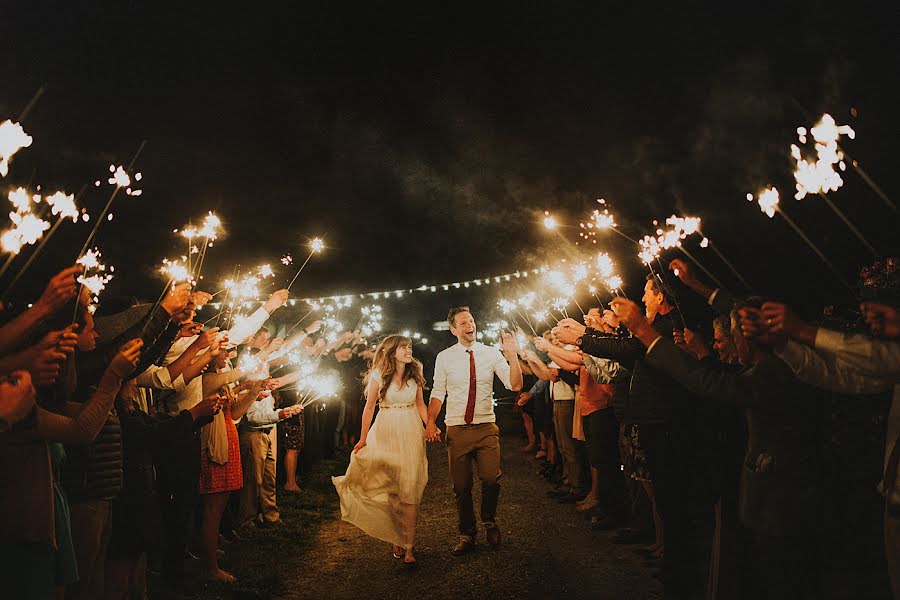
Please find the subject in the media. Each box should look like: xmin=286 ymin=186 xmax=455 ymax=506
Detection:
xmin=160 ymin=258 xmax=193 ymax=285
xmin=2 ymin=187 xmax=51 ymax=254
xmin=236 ymin=353 xmax=270 ymax=381
xmin=107 ymin=164 xmax=143 ymax=196
xmin=791 ymin=113 xmax=855 ymax=200
xmin=46 ymin=192 xmax=79 ymax=221
xmin=542 ymin=211 xmax=558 ymax=230
xmin=310 ymin=237 xmax=325 ymax=253
xmin=0 ymin=120 xmax=33 ymax=177
xmin=259 ymin=264 xmax=274 ymax=278
xmin=748 ymin=188 xmax=780 ymax=218
xmin=281 ymin=255 xmax=293 ymax=266
xmin=76 ymin=248 xmax=113 ymax=300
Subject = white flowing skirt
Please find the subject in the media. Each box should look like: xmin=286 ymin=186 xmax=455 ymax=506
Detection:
xmin=332 ymin=406 xmax=428 ymax=548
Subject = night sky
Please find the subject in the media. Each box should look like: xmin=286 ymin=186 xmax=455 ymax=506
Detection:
xmin=2 ymin=2 xmax=897 ymax=342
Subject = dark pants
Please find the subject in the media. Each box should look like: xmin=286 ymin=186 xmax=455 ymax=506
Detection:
xmin=155 ymin=429 xmax=200 ymax=589
xmin=583 ymin=408 xmax=625 ymax=514
xmin=641 ymin=422 xmax=715 ymax=600
xmin=446 ymin=423 xmax=501 ymax=538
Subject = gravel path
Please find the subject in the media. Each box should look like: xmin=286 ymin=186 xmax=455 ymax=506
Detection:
xmin=279 ymin=438 xmax=662 ymax=600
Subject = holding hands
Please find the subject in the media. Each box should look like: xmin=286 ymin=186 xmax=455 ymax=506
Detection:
xmin=553 ymin=318 xmax=585 ymax=345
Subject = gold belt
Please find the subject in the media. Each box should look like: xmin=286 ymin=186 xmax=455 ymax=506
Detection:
xmin=379 ymin=403 xmax=415 ymax=409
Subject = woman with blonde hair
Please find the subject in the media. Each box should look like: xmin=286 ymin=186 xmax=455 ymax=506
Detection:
xmin=332 ymin=334 xmax=428 ymax=566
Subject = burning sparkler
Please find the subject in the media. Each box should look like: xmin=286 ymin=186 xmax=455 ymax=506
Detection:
xmin=0 ymin=120 xmax=32 ymax=177
xmin=76 ymin=248 xmax=113 ymax=304
xmin=287 ymin=236 xmax=326 ymax=290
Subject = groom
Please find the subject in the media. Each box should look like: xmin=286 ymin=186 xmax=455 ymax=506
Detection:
xmin=425 ymin=306 xmax=523 ymax=555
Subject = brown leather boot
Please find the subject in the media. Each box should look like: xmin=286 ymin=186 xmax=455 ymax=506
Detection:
xmin=452 ymin=536 xmax=476 ymax=556
xmin=485 ymin=523 xmax=501 ymax=548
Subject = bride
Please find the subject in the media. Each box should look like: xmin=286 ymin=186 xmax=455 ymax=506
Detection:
xmin=332 ymin=334 xmax=429 ymax=565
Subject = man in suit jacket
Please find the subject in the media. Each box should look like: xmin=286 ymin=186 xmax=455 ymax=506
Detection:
xmin=610 ymin=295 xmax=825 ymax=600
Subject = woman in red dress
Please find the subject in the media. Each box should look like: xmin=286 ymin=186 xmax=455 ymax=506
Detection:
xmin=198 ymin=377 xmax=269 ymax=583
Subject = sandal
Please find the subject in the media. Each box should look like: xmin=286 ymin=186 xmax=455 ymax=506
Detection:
xmin=391 ymin=545 xmax=405 ymax=559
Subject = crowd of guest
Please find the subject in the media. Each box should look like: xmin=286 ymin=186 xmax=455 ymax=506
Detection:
xmin=509 ymin=257 xmax=899 ymax=600
xmin=0 ymin=264 xmax=372 ymax=599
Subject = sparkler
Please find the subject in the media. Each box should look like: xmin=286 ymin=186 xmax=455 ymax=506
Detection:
xmin=1 ymin=185 xmax=88 ymax=299
xmin=0 ymin=120 xmax=33 ymax=177
xmin=0 ymin=187 xmax=51 ymax=280
xmin=542 ymin=212 xmax=558 ymax=230
xmin=75 ymin=248 xmax=113 ymax=309
xmin=748 ymin=187 xmax=856 ymax=296
xmin=791 ymin=114 xmax=879 ymax=257
xmin=287 ymin=236 xmax=325 ymax=290
xmin=191 ymin=212 xmax=222 ymax=284
xmin=76 ymin=140 xmax=146 ymax=260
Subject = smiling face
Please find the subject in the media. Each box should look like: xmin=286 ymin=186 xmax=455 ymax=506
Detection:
xmin=394 ymin=341 xmax=413 ymax=365
xmin=450 ymin=310 xmax=477 ymax=345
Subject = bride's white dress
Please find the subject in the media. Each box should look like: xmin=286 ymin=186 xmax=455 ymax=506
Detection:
xmin=331 ymin=371 xmax=428 ymax=548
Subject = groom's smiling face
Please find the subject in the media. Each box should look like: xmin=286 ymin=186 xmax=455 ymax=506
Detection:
xmin=450 ymin=311 xmax=477 ymax=344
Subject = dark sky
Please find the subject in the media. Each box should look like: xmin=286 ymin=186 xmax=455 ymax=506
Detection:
xmin=1 ymin=2 xmax=898 ymax=336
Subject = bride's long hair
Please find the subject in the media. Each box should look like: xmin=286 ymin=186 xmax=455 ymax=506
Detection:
xmin=367 ymin=334 xmax=426 ymax=401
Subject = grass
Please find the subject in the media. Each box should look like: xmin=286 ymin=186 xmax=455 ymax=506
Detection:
xmin=149 ymin=455 xmax=344 ymax=600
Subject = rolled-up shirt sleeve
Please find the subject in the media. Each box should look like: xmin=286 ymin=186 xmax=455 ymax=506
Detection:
xmin=815 ymin=328 xmax=900 ymax=383
xmin=492 ymin=347 xmax=513 ymax=390
xmin=226 ymin=308 xmax=271 ymax=347
xmin=583 ymin=356 xmax=622 ymax=384
xmin=135 ymin=364 xmax=187 ymax=392
xmin=430 ymin=352 xmax=447 ymax=402
xmin=245 ymin=394 xmax=281 ymax=427
xmin=776 ymin=340 xmax=891 ymax=395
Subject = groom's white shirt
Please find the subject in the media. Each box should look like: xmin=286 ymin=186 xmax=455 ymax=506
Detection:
xmin=431 ymin=341 xmax=514 ymax=426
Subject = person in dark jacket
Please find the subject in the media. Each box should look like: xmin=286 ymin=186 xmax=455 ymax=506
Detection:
xmin=555 ymin=274 xmax=717 ymax=600
xmin=611 ymin=295 xmax=825 ymax=600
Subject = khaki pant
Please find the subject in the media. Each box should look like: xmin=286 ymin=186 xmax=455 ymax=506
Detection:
xmin=553 ymin=400 xmax=581 ymax=490
xmin=239 ymin=429 xmax=280 ymax=525
xmin=446 ymin=423 xmax=501 ymax=538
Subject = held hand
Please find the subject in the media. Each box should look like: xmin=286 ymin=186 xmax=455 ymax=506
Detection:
xmin=424 ymin=422 xmax=441 ymax=443
xmin=267 ymin=337 xmax=285 ymax=353
xmin=532 ymin=336 xmax=550 ymax=352
xmin=190 ymin=327 xmax=220 ymax=351
xmin=110 ymin=339 xmax=143 ymax=376
xmin=516 ymin=392 xmax=532 ymax=407
xmin=189 ymin=393 xmax=223 ymax=420
xmin=353 ymin=439 xmax=367 ymax=454
xmin=861 ymin=302 xmax=900 ymax=338
xmin=190 ymin=291 xmax=213 ymax=309
xmin=500 ymin=330 xmax=519 ymax=354
xmin=0 ymin=370 xmax=36 ymax=426
xmin=263 ymin=289 xmax=289 ymax=314
xmin=610 ymin=298 xmax=647 ymax=332
xmin=738 ymin=307 xmax=786 ymax=350
xmin=34 ymin=266 xmax=82 ymax=316
xmin=552 ymin=318 xmax=585 ymax=345
xmin=601 ymin=309 xmax=620 ymax=330
xmin=161 ymin=283 xmax=192 ymax=316
xmin=179 ymin=322 xmax=203 ymax=338
xmin=304 ymin=320 xmax=323 ymax=335
xmin=668 ymin=258 xmax=699 ymax=288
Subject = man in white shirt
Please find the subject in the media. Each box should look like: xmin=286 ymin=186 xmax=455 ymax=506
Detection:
xmin=426 ymin=306 xmax=523 ymax=555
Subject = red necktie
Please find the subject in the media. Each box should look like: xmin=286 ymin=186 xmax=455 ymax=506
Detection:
xmin=464 ymin=349 xmax=476 ymax=424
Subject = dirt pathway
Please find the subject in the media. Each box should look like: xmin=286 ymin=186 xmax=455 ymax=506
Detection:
xmin=278 ymin=440 xmax=662 ymax=600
